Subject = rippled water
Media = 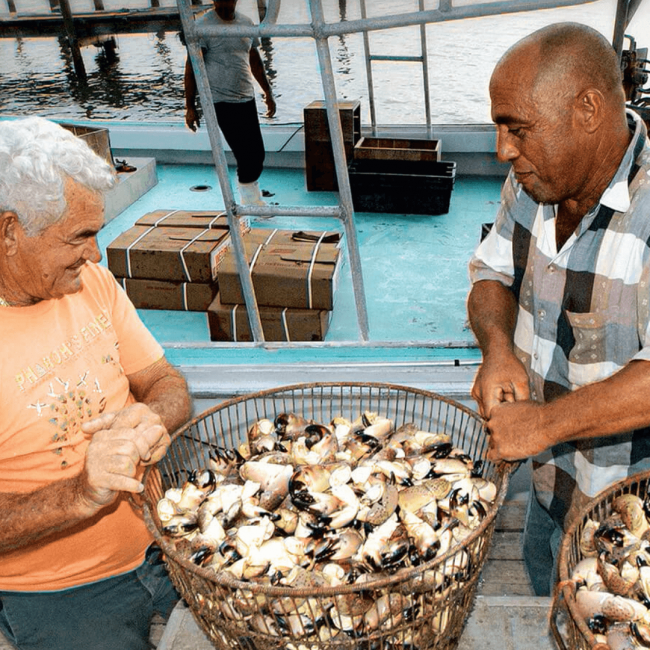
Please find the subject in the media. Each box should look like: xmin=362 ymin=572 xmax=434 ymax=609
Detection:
xmin=0 ymin=0 xmax=648 ymax=124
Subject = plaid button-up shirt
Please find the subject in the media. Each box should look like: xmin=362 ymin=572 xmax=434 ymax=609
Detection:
xmin=469 ymin=110 xmax=650 ymax=528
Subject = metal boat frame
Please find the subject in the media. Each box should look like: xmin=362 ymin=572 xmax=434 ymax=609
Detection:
xmin=180 ymin=0 xmax=645 ymax=346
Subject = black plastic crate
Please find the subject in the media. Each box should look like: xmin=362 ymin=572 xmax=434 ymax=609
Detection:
xmin=348 ymin=158 xmax=456 ymax=215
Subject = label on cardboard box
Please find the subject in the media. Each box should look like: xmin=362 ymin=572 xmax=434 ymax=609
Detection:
xmin=218 ymin=228 xmax=341 ymax=309
xmin=106 ymin=225 xmax=231 ymax=283
xmin=207 ymin=293 xmax=331 ymax=342
xmin=117 ymin=277 xmax=218 ymax=311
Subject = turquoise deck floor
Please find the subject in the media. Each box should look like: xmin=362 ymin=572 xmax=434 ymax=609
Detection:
xmin=97 ymin=164 xmax=504 ymax=366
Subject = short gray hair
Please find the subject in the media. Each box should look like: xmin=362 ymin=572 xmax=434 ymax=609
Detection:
xmin=0 ymin=117 xmax=116 ymax=235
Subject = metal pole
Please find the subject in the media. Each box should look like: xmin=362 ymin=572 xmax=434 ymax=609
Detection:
xmin=310 ymin=0 xmax=370 ymax=341
xmin=419 ymin=0 xmax=432 ymax=135
xmin=360 ymin=0 xmax=378 ymax=134
xmin=612 ymin=0 xmax=630 ymax=58
xmin=178 ymin=0 xmax=266 ymax=342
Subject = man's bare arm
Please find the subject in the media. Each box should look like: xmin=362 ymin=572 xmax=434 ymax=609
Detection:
xmin=249 ymin=47 xmax=276 ymax=117
xmin=127 ymin=357 xmax=191 ymax=436
xmin=467 ymin=280 xmax=530 ymax=417
xmin=0 ymin=426 xmax=151 ymax=553
xmin=0 ymin=360 xmax=190 ymax=553
xmin=487 ymin=359 xmax=650 ymax=461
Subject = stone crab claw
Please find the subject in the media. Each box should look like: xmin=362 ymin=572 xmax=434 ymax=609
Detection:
xmin=209 ymin=446 xmax=244 ymax=477
xmin=594 ymin=517 xmax=642 ymax=560
xmin=289 ymin=465 xmax=331 ymax=496
xmin=247 ymin=418 xmax=275 ymax=441
xmin=597 ymin=552 xmax=638 ymax=597
xmin=187 ymin=468 xmax=219 ymax=493
xmin=161 ymin=513 xmax=199 ymax=538
xmin=398 ymin=508 xmax=440 ymax=563
xmin=239 ymin=460 xmax=293 ymax=495
xmin=274 ymin=412 xmax=311 ymax=441
xmin=576 ymin=589 xmax=650 ymax=623
xmin=357 ymin=479 xmax=399 ymax=526
xmin=571 ymin=557 xmax=602 ymax=590
xmin=613 ymin=494 xmax=650 ymax=540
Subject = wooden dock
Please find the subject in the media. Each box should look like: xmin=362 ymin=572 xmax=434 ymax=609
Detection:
xmin=0 ymin=6 xmax=185 ymax=40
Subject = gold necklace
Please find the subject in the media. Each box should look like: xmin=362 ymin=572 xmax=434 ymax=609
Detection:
xmin=0 ymin=296 xmax=9 ymax=307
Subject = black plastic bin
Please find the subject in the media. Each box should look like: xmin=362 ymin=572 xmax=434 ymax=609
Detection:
xmin=348 ymin=158 xmax=456 ymax=215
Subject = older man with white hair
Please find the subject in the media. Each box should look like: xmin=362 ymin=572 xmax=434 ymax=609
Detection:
xmin=0 ymin=116 xmax=191 ymax=649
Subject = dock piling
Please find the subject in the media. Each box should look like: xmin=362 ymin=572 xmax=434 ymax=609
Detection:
xmin=59 ymin=0 xmax=86 ymax=78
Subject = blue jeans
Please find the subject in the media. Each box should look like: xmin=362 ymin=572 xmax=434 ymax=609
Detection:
xmin=0 ymin=545 xmax=179 ymax=650
xmin=522 ymin=485 xmax=563 ymax=596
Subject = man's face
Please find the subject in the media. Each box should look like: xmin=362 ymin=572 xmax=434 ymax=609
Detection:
xmin=489 ymin=56 xmax=587 ymax=205
xmin=214 ymin=0 xmax=237 ymax=21
xmin=12 ymin=178 xmax=104 ymax=303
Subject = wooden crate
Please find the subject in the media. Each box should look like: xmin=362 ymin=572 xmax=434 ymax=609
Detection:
xmin=348 ymin=158 xmax=456 ymax=215
xmin=354 ymin=136 xmax=441 ymax=162
xmin=60 ymin=123 xmax=113 ymax=167
xmin=304 ymin=100 xmax=361 ymax=191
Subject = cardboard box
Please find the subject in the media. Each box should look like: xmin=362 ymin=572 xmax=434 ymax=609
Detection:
xmin=348 ymin=158 xmax=456 ymax=215
xmin=106 ymin=225 xmax=231 ymax=283
xmin=117 ymin=277 xmax=218 ymax=311
xmin=354 ymin=137 xmax=441 ymax=162
xmin=208 ymin=294 xmax=331 ymax=342
xmin=217 ymin=228 xmax=341 ymax=309
xmin=135 ymin=210 xmax=249 ymax=233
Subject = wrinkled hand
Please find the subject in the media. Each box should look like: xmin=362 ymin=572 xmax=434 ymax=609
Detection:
xmin=79 ymin=404 xmax=171 ymax=510
xmin=484 ymin=400 xmax=549 ymax=462
xmin=264 ymin=93 xmax=276 ymax=118
xmin=471 ymin=352 xmax=530 ymax=419
xmin=185 ymin=106 xmax=200 ymax=132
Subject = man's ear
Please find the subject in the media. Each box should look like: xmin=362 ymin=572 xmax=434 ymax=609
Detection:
xmin=575 ymin=89 xmax=605 ymax=134
xmin=0 ymin=211 xmax=21 ymax=257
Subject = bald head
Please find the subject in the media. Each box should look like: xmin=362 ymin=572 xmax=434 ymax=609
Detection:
xmin=488 ymin=22 xmax=632 ymax=209
xmin=492 ymin=22 xmax=625 ymax=111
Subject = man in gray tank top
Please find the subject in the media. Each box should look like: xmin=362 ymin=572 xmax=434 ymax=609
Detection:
xmin=184 ymin=0 xmax=276 ymax=205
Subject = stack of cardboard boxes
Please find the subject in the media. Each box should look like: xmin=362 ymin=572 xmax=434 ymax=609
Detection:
xmin=106 ymin=210 xmax=232 ymax=311
xmin=106 ymin=212 xmax=342 ymax=342
xmin=209 ymin=228 xmax=341 ymax=342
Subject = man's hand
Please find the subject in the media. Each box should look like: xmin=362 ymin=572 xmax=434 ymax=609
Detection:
xmin=185 ymin=106 xmax=200 ymax=132
xmin=484 ymin=400 xmax=550 ymax=461
xmin=82 ymin=403 xmax=170 ymax=465
xmin=264 ymin=93 xmax=276 ymax=118
xmin=471 ymin=352 xmax=530 ymax=419
xmin=79 ymin=404 xmax=171 ymax=511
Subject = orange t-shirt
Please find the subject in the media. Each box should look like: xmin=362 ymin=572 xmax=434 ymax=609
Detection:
xmin=0 ymin=263 xmax=165 ymax=591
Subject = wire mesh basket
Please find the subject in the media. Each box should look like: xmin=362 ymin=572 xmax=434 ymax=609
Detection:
xmin=143 ymin=382 xmax=510 ymax=650
xmin=551 ymin=469 xmax=650 ymax=650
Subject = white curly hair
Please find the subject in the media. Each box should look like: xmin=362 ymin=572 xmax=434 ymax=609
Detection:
xmin=0 ymin=117 xmax=116 ymax=236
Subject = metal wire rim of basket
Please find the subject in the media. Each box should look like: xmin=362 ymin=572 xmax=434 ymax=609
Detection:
xmin=142 ymin=382 xmax=512 ymax=650
xmin=550 ymin=468 xmax=650 ymax=650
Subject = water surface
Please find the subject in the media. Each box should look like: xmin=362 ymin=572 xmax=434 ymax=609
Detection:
xmin=1 ymin=0 xmax=648 ymax=124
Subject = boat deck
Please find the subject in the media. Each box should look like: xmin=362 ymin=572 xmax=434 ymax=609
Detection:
xmin=96 ymin=154 xmax=505 ymax=403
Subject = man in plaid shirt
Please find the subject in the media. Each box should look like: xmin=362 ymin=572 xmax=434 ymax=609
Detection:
xmin=468 ymin=22 xmax=650 ymax=596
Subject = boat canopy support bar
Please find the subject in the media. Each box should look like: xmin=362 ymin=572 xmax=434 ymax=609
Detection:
xmin=179 ymin=0 xmax=371 ymax=344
